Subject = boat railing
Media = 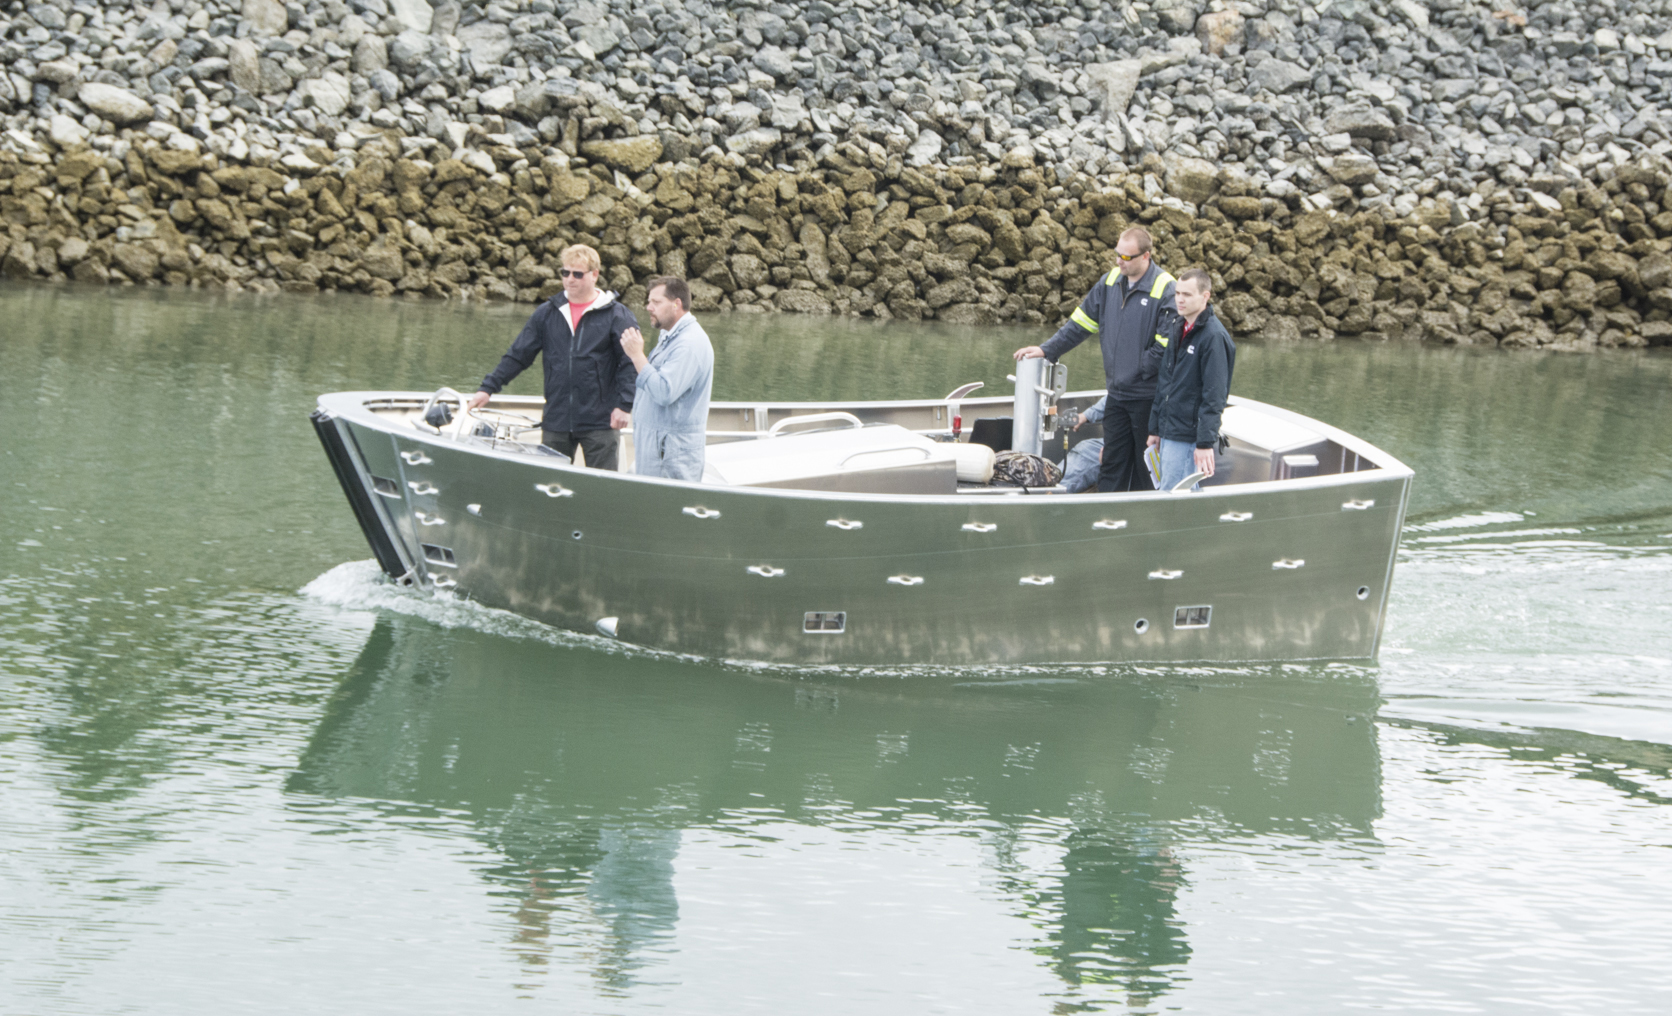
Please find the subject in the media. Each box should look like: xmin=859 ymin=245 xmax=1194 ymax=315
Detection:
xmin=345 ymin=389 xmax=1404 ymax=487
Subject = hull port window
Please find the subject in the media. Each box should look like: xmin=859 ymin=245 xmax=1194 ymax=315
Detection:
xmin=421 ymin=544 xmax=457 ymax=567
xmin=1174 ymin=605 xmax=1211 ymax=629
xmin=804 ymin=611 xmax=846 ymax=633
xmin=371 ymin=476 xmax=401 ymax=498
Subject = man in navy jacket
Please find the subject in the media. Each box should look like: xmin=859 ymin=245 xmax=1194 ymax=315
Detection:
xmin=469 ymin=244 xmax=638 ymax=470
xmin=1014 ymin=227 xmax=1176 ymax=492
xmin=1148 ymin=268 xmax=1235 ymax=492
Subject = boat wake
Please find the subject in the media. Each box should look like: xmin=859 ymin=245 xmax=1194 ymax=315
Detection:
xmin=1383 ymin=508 xmax=1672 ymax=747
xmin=299 ymin=560 xmax=627 ymax=652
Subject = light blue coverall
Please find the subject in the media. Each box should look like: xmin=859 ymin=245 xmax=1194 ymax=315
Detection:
xmin=631 ymin=312 xmax=714 ymax=481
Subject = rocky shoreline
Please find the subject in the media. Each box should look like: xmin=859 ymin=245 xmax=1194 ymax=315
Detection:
xmin=4 ymin=0 xmax=1672 ymax=349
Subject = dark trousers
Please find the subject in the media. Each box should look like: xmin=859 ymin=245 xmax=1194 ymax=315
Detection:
xmin=542 ymin=429 xmax=620 ymax=471
xmin=1097 ymin=398 xmax=1157 ymax=493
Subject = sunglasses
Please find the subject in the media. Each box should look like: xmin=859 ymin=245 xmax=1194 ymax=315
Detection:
xmin=1114 ymin=251 xmax=1147 ymax=263
xmin=559 ymin=268 xmax=593 ymax=279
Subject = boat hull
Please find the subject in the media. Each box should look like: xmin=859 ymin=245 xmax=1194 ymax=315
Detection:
xmin=313 ymin=392 xmax=1411 ymax=666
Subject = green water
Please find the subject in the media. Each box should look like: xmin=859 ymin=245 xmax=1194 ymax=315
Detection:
xmin=2 ymin=284 xmax=1670 ymax=1013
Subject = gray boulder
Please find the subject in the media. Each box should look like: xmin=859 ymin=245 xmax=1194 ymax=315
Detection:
xmin=256 ymin=58 xmax=294 ymax=95
xmin=1164 ymin=155 xmax=1219 ymax=204
xmin=35 ymin=59 xmax=79 ymax=84
xmin=228 ymin=39 xmax=261 ymax=93
xmin=78 ymin=83 xmax=153 ymax=125
xmin=753 ymin=46 xmax=796 ymax=81
xmin=906 ymin=129 xmax=943 ymax=167
xmin=431 ymin=1 xmax=461 ymax=37
xmin=242 ymin=0 xmax=289 ymax=36
xmin=738 ymin=9 xmax=787 ymax=45
xmin=765 ymin=92 xmax=806 ymax=130
xmin=1085 ymin=60 xmax=1140 ymax=117
xmin=389 ymin=0 xmax=433 ymax=34
xmin=368 ymin=69 xmax=402 ymax=102
xmin=726 ymin=127 xmax=782 ymax=156
xmin=719 ymin=102 xmax=762 ymax=133
xmin=1196 ymin=11 xmax=1246 ymax=56
xmin=1249 ymin=59 xmax=1310 ymax=94
xmin=388 ymin=30 xmax=432 ymax=70
xmin=1324 ymin=154 xmax=1379 ymax=186
xmin=571 ymin=24 xmax=621 ymax=58
xmin=1324 ymin=103 xmax=1397 ymax=142
xmin=298 ymin=72 xmax=352 ymax=117
xmin=1246 ymin=11 xmax=1297 ymax=49
xmin=1153 ymin=0 xmax=1203 ymax=35
xmin=353 ymin=34 xmax=388 ymax=74
xmin=27 ymin=3 xmax=68 ymax=30
xmin=188 ymin=57 xmax=230 ymax=81
xmin=456 ymin=21 xmax=514 ymax=66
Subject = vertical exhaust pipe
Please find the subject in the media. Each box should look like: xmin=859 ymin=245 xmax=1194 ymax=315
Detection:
xmin=1011 ymin=356 xmax=1045 ymax=456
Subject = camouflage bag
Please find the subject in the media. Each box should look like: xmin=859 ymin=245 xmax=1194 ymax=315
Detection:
xmin=992 ymin=451 xmax=1064 ymax=488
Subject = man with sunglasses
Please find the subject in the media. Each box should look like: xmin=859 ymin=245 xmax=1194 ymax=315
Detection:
xmin=469 ymin=244 xmax=639 ymax=470
xmin=1013 ymin=227 xmax=1176 ymax=492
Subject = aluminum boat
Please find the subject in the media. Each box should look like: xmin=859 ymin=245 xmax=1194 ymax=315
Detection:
xmin=311 ymin=360 xmax=1411 ymax=665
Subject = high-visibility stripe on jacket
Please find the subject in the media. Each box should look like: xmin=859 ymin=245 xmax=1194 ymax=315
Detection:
xmin=1040 ymin=261 xmax=1177 ymax=402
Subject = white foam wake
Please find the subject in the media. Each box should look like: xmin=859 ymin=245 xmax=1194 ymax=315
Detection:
xmin=298 ymin=560 xmax=598 ymax=647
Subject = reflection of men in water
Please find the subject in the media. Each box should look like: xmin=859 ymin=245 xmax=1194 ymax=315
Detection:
xmin=1050 ymin=828 xmax=1190 ymax=1001
xmin=492 ymin=819 xmax=683 ymax=990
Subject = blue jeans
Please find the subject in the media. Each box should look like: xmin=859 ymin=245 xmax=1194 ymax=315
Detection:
xmin=1159 ymin=439 xmax=1199 ymax=491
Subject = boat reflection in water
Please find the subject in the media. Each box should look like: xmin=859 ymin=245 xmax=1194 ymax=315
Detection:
xmin=288 ymin=616 xmax=1381 ymax=1005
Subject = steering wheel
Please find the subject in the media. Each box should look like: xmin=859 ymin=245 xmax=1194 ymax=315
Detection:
xmin=467 ymin=403 xmax=542 ymax=442
xmin=469 ymin=405 xmax=541 ymax=430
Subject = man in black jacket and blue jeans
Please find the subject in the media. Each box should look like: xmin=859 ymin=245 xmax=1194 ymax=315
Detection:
xmin=1148 ymin=268 xmax=1235 ymax=492
xmin=469 ymin=244 xmax=639 ymax=470
xmin=1014 ymin=227 xmax=1175 ymax=492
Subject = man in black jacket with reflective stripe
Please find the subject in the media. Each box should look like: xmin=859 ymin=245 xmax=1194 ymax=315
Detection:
xmin=1014 ymin=227 xmax=1175 ymax=492
xmin=469 ymin=244 xmax=638 ymax=470
xmin=1148 ymin=268 xmax=1235 ymax=492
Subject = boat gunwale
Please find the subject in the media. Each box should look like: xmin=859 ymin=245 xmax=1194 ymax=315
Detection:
xmin=315 ymin=390 xmax=1414 ymax=506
